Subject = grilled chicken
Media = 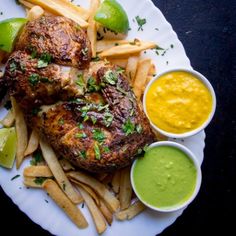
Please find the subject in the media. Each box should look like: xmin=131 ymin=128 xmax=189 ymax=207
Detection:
xmin=2 ymin=16 xmax=155 ymax=172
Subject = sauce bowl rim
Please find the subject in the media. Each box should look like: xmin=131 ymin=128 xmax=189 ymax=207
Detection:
xmin=142 ymin=68 xmax=216 ymax=138
xmin=130 ymin=141 xmax=202 ymax=213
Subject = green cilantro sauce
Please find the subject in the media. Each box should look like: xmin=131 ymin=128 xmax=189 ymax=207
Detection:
xmin=133 ymin=145 xmax=197 ymax=209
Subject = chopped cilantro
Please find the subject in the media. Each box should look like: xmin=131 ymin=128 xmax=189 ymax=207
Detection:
xmin=31 ymin=49 xmax=37 ymax=58
xmin=135 ymin=16 xmax=146 ymax=31
xmin=92 ymin=129 xmax=105 ymax=143
xmin=11 ymin=174 xmax=20 ymax=181
xmin=30 ymin=151 xmax=43 ymax=165
xmin=62 ymin=182 xmax=66 ymax=191
xmin=79 ymin=150 xmax=86 ymax=159
xmin=103 ymin=70 xmax=118 ymax=85
xmin=94 ymin=143 xmax=101 ymax=160
xmin=81 ymin=47 xmax=88 ymax=56
xmin=103 ymin=112 xmax=113 ymax=127
xmin=153 ymin=45 xmax=164 ymax=56
xmin=40 ymin=77 xmax=50 ymax=83
xmin=136 ymin=124 xmax=143 ymax=133
xmin=103 ymin=146 xmax=110 ymax=153
xmin=170 ymin=44 xmax=174 ymax=48
xmin=116 ymin=86 xmax=128 ymax=95
xmin=76 ymin=74 xmax=85 ymax=88
xmin=58 ymin=118 xmax=64 ymax=125
xmin=91 ymin=116 xmax=97 ymax=125
xmin=28 ymin=73 xmax=40 ymax=86
xmin=37 ymin=53 xmax=52 ymax=68
xmin=77 ymin=123 xmax=84 ymax=129
xmin=87 ymin=76 xmax=100 ymax=92
xmin=34 ymin=177 xmax=47 ymax=185
xmin=122 ymin=118 xmax=135 ymax=135
xmin=75 ymin=132 xmax=87 ymax=139
xmin=9 ymin=62 xmax=17 ymax=72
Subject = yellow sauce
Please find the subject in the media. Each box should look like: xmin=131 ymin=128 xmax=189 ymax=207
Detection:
xmin=146 ymin=71 xmax=213 ymax=134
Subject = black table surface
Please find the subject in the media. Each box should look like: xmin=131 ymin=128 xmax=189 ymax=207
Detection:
xmin=0 ymin=0 xmax=235 ymax=235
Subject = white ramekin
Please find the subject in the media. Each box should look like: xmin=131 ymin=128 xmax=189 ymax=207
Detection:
xmin=130 ymin=141 xmax=202 ymax=212
xmin=143 ymin=68 xmax=216 ymax=138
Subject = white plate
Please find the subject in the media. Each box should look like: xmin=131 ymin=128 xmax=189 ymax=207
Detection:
xmin=0 ymin=0 xmax=206 ymax=235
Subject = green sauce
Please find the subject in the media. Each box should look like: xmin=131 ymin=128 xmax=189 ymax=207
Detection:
xmin=133 ymin=145 xmax=197 ymax=209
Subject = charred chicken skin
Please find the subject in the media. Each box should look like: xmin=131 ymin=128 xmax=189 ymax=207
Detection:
xmin=2 ymin=16 xmax=155 ymax=172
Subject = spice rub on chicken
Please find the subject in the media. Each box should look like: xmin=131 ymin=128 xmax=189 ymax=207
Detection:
xmin=2 ymin=16 xmax=155 ymax=172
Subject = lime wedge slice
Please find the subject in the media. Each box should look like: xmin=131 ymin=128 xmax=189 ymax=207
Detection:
xmin=0 ymin=18 xmax=27 ymax=53
xmin=0 ymin=127 xmax=17 ymax=169
xmin=94 ymin=0 xmax=129 ymax=34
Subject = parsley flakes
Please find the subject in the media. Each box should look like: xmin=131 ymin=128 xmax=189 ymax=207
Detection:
xmin=135 ymin=16 xmax=146 ymax=31
xmin=122 ymin=118 xmax=135 ymax=136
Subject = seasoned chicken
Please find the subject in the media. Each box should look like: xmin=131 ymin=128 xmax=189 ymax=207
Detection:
xmin=2 ymin=16 xmax=155 ymax=172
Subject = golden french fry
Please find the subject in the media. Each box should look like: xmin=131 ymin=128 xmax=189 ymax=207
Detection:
xmin=99 ymin=41 xmax=156 ymax=58
xmin=59 ymin=159 xmax=75 ymax=172
xmin=87 ymin=0 xmax=100 ymax=57
xmin=78 ymin=186 xmax=107 ymax=234
xmin=133 ymin=59 xmax=151 ymax=99
xmin=43 ymin=179 xmax=88 ymax=228
xmin=24 ymin=176 xmax=43 ymax=188
xmin=24 ymin=129 xmax=39 ymax=156
xmin=11 ymin=97 xmax=28 ymax=169
xmin=109 ymin=58 xmax=128 ymax=68
xmin=0 ymin=109 xmax=15 ymax=128
xmin=96 ymin=40 xmax=130 ymax=53
xmin=126 ymin=56 xmax=139 ymax=82
xmin=148 ymin=63 xmax=156 ymax=76
xmin=23 ymin=166 xmax=53 ymax=177
xmin=119 ymin=167 xmax=132 ymax=210
xmin=40 ymin=139 xmax=81 ymax=204
xmin=111 ymin=170 xmax=120 ymax=194
xmin=67 ymin=171 xmax=120 ymax=212
xmin=26 ymin=0 xmax=89 ymax=27
xmin=70 ymin=178 xmax=100 ymax=206
xmin=27 ymin=5 xmax=44 ymax=21
xmin=115 ymin=200 xmax=146 ymax=221
xmin=19 ymin=0 xmax=35 ymax=8
xmin=99 ymin=199 xmax=113 ymax=226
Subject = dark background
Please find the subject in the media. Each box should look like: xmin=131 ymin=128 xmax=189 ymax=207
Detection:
xmin=0 ymin=0 xmax=235 ymax=235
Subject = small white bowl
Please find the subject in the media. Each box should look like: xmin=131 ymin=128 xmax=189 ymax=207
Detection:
xmin=130 ymin=141 xmax=202 ymax=212
xmin=143 ymin=68 xmax=216 ymax=138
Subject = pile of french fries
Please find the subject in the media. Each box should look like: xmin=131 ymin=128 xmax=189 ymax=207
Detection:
xmin=0 ymin=0 xmax=169 ymax=234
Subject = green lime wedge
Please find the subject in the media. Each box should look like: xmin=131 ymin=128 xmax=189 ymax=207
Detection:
xmin=0 ymin=127 xmax=17 ymax=169
xmin=0 ymin=18 xmax=27 ymax=53
xmin=94 ymin=0 xmax=129 ymax=34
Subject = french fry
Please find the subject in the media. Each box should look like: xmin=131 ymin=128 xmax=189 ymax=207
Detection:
xmin=24 ymin=129 xmax=39 ymax=156
xmin=148 ymin=63 xmax=156 ymax=76
xmin=27 ymin=5 xmax=44 ymax=21
xmin=126 ymin=56 xmax=139 ymax=82
xmin=96 ymin=40 xmax=130 ymax=53
xmin=26 ymin=0 xmax=89 ymax=27
xmin=78 ymin=186 xmax=107 ymax=234
xmin=99 ymin=199 xmax=113 ymax=226
xmin=24 ymin=176 xmax=43 ymax=188
xmin=119 ymin=167 xmax=132 ymax=210
xmin=109 ymin=58 xmax=128 ymax=68
xmin=67 ymin=171 xmax=120 ymax=212
xmin=99 ymin=41 xmax=156 ymax=58
xmin=59 ymin=159 xmax=75 ymax=172
xmin=0 ymin=109 xmax=15 ymax=127
xmin=19 ymin=0 xmax=35 ymax=9
xmin=133 ymin=59 xmax=151 ymax=100
xmin=87 ymin=0 xmax=100 ymax=57
xmin=23 ymin=166 xmax=53 ymax=177
xmin=115 ymin=200 xmax=146 ymax=221
xmin=11 ymin=97 xmax=28 ymax=169
xmin=42 ymin=179 xmax=88 ymax=228
xmin=40 ymin=139 xmax=81 ymax=204
xmin=70 ymin=178 xmax=100 ymax=206
xmin=111 ymin=170 xmax=120 ymax=194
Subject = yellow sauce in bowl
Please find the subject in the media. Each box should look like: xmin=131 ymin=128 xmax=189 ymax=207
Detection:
xmin=145 ymin=71 xmax=213 ymax=134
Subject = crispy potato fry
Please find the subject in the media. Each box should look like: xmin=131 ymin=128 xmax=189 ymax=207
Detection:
xmin=19 ymin=0 xmax=35 ymax=9
xmin=24 ymin=176 xmax=43 ymax=188
xmin=27 ymin=5 xmax=44 ymax=21
xmin=43 ymin=179 xmax=88 ymax=228
xmin=133 ymin=59 xmax=151 ymax=99
xmin=11 ymin=97 xmax=28 ymax=169
xmin=126 ymin=56 xmax=139 ymax=82
xmin=26 ymin=0 xmax=89 ymax=27
xmin=111 ymin=170 xmax=120 ymax=194
xmin=78 ymin=186 xmax=107 ymax=234
xmin=40 ymin=139 xmax=81 ymax=204
xmin=96 ymin=40 xmax=129 ymax=53
xmin=109 ymin=58 xmax=128 ymax=68
xmin=87 ymin=0 xmax=100 ymax=57
xmin=59 ymin=159 xmax=75 ymax=172
xmin=70 ymin=178 xmax=100 ymax=206
xmin=23 ymin=166 xmax=53 ymax=177
xmin=0 ymin=109 xmax=15 ymax=128
xmin=119 ymin=167 xmax=132 ymax=210
xmin=99 ymin=199 xmax=113 ymax=226
xmin=115 ymin=200 xmax=146 ymax=221
xmin=67 ymin=171 xmax=120 ymax=212
xmin=24 ymin=129 xmax=39 ymax=156
xmin=148 ymin=63 xmax=156 ymax=76
xmin=99 ymin=41 xmax=156 ymax=58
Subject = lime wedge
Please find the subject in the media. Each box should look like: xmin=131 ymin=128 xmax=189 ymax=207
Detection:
xmin=0 ymin=18 xmax=27 ymax=53
xmin=0 ymin=127 xmax=17 ymax=169
xmin=94 ymin=0 xmax=129 ymax=34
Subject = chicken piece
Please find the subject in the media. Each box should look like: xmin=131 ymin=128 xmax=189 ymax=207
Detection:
xmin=16 ymin=16 xmax=91 ymax=69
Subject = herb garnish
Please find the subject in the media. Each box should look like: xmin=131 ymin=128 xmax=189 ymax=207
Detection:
xmin=103 ymin=112 xmax=113 ymax=127
xmin=58 ymin=118 xmax=64 ymax=125
xmin=37 ymin=53 xmax=52 ymax=68
xmin=153 ymin=45 xmax=164 ymax=55
xmin=76 ymin=74 xmax=85 ymax=88
xmin=28 ymin=73 xmax=40 ymax=86
xmin=103 ymin=70 xmax=118 ymax=85
xmin=136 ymin=124 xmax=143 ymax=133
xmin=62 ymin=182 xmax=66 ymax=191
xmin=34 ymin=177 xmax=47 ymax=185
xmin=77 ymin=123 xmax=84 ymax=129
xmin=79 ymin=150 xmax=86 ymax=159
xmin=75 ymin=132 xmax=87 ymax=139
xmin=103 ymin=146 xmax=110 ymax=153
xmin=87 ymin=76 xmax=100 ymax=92
xmin=91 ymin=116 xmax=97 ymax=125
xmin=92 ymin=129 xmax=105 ymax=143
xmin=10 ymin=62 xmax=17 ymax=72
xmin=81 ymin=47 xmax=88 ymax=56
xmin=11 ymin=174 xmax=20 ymax=181
xmin=30 ymin=151 xmax=43 ymax=165
xmin=122 ymin=118 xmax=135 ymax=135
xmin=135 ymin=16 xmax=146 ymax=31
xmin=94 ymin=143 xmax=101 ymax=160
